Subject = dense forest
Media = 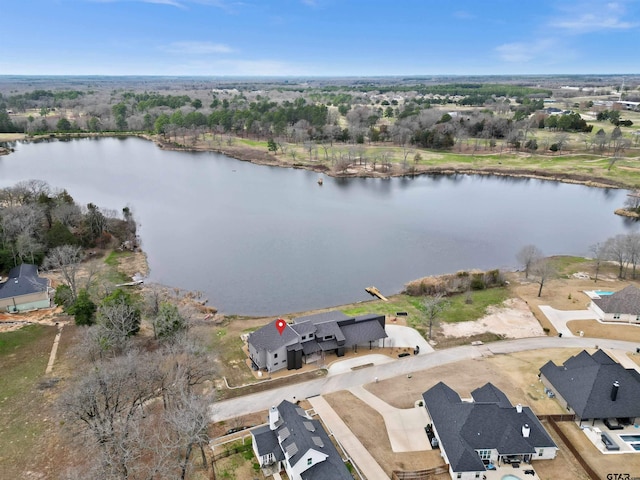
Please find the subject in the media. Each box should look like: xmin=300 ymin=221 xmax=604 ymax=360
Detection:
xmin=2 ymin=76 xmax=637 ymax=155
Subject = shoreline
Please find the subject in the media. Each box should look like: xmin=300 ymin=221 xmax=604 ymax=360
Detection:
xmin=2 ymin=132 xmax=631 ymax=190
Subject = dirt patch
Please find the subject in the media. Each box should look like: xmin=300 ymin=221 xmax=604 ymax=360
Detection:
xmin=439 ymin=298 xmax=545 ymax=339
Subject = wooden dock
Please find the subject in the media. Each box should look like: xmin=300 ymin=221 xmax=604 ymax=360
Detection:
xmin=365 ymin=286 xmax=388 ymax=302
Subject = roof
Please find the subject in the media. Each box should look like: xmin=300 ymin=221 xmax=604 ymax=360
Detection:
xmin=423 ymin=382 xmax=556 ymax=473
xmin=248 ymin=319 xmax=300 ymax=352
xmin=274 ymin=401 xmax=351 ymax=479
xmin=592 ymin=285 xmax=640 ymax=315
xmin=0 ymin=264 xmax=48 ymax=300
xmin=540 ymin=349 xmax=640 ymax=419
xmin=251 ymin=424 xmax=284 ymax=462
xmin=294 ymin=311 xmax=350 ymax=324
xmin=248 ymin=311 xmax=386 ymax=359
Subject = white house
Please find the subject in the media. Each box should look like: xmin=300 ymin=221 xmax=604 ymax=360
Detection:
xmin=423 ymin=382 xmax=557 ymax=480
xmin=589 ymin=285 xmax=640 ymax=324
xmin=250 ymin=400 xmax=352 ymax=480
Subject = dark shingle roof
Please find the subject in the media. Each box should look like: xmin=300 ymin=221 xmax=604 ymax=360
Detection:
xmin=291 ymin=322 xmax=316 ymax=336
xmin=0 ymin=264 xmax=48 ymax=300
xmin=248 ymin=319 xmax=300 ymax=352
xmin=540 ymin=349 xmax=640 ymax=419
xmin=294 ymin=311 xmax=350 ymax=324
xmin=275 ymin=401 xmax=351 ymax=479
xmin=251 ymin=425 xmax=285 ymax=462
xmin=423 ymin=382 xmax=556 ymax=473
xmin=341 ymin=320 xmax=387 ymax=347
xmin=471 ymin=383 xmax=513 ymax=408
xmin=593 ymin=285 xmax=640 ymax=315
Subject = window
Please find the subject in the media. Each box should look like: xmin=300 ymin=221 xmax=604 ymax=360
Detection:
xmin=613 ymin=313 xmax=621 ymax=320
xmin=538 ymin=449 xmax=544 ymax=457
xmin=475 ymin=474 xmax=480 ymax=479
xmin=301 ymin=335 xmax=306 ymax=340
xmin=307 ymin=458 xmax=312 ymax=466
xmin=274 ymin=362 xmax=278 ymax=366
xmin=477 ymin=449 xmax=491 ymax=460
xmin=309 ymin=333 xmax=314 ymax=338
xmin=456 ymin=474 xmax=461 ymax=479
xmin=274 ymin=353 xmax=278 ymax=358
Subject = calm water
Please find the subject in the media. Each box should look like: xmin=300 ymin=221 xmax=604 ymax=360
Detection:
xmin=0 ymin=137 xmax=636 ymax=315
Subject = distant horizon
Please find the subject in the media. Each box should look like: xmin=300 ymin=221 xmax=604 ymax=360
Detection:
xmin=2 ymin=1 xmax=639 ymax=77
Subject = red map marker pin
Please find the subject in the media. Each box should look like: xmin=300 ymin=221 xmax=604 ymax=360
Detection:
xmin=275 ymin=318 xmax=286 ymax=336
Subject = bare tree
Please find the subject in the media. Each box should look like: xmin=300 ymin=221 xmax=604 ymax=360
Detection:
xmin=516 ymin=245 xmax=542 ymax=279
xmin=531 ymin=259 xmax=556 ymax=297
xmin=422 ymin=293 xmax=447 ymax=340
xmin=605 ymin=234 xmax=628 ymax=278
xmin=588 ymin=241 xmax=607 ymax=283
xmin=43 ymin=244 xmax=85 ymax=299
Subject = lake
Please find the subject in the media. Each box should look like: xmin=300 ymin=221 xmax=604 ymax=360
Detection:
xmin=0 ymin=137 xmax=635 ymax=315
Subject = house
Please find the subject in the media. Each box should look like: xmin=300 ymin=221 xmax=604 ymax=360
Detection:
xmin=539 ymin=349 xmax=640 ymax=425
xmin=251 ymin=400 xmax=352 ymax=480
xmin=589 ymin=285 xmax=640 ymax=324
xmin=0 ymin=264 xmax=51 ymax=312
xmin=422 ymin=382 xmax=557 ymax=480
xmin=247 ymin=311 xmax=387 ymax=373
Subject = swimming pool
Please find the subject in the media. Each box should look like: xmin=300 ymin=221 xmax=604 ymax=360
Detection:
xmin=621 ymin=434 xmax=640 ymax=442
xmin=501 ymin=475 xmax=523 ymax=480
xmin=594 ymin=290 xmax=614 ymax=295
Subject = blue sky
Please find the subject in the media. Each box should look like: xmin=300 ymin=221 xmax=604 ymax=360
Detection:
xmin=1 ymin=0 xmax=639 ymax=76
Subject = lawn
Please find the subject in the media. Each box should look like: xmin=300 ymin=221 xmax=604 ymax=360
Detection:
xmin=438 ymin=287 xmax=511 ymax=323
xmin=0 ymin=324 xmax=57 ymax=477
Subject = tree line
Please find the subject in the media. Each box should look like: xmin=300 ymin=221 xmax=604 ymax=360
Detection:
xmin=0 ymin=180 xmax=137 ymax=272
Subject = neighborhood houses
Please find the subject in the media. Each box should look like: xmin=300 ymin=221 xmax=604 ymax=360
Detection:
xmin=588 ymin=285 xmax=640 ymax=323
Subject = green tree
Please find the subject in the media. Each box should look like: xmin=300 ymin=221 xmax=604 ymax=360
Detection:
xmin=87 ymin=116 xmax=101 ymax=132
xmin=68 ymin=288 xmax=97 ymax=325
xmin=112 ymin=103 xmax=128 ymax=131
xmin=191 ymin=99 xmax=202 ymax=109
xmin=45 ymin=220 xmax=77 ymax=248
xmin=54 ymin=284 xmax=74 ymax=309
xmin=267 ymin=138 xmax=278 ymax=153
xmin=56 ymin=117 xmax=72 ymax=131
xmin=153 ymin=302 xmax=187 ymax=339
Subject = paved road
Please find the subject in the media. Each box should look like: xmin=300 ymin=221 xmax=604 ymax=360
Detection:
xmin=210 ymin=336 xmax=639 ymax=422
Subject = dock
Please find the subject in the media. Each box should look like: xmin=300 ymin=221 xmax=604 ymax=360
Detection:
xmin=365 ymin=286 xmax=388 ymax=302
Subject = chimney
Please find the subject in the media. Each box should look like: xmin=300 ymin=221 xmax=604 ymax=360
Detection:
xmin=516 ymin=403 xmax=523 ymax=413
xmin=611 ymin=381 xmax=620 ymax=401
xmin=522 ymin=424 xmax=530 ymax=438
xmin=269 ymin=406 xmax=279 ymax=430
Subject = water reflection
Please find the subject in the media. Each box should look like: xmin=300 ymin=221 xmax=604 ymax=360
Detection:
xmin=0 ymin=137 xmax=636 ymax=316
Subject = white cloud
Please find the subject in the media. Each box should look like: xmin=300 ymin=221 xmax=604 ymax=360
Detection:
xmin=549 ymin=1 xmax=638 ymax=33
xmin=164 ymin=41 xmax=234 ymax=54
xmin=495 ymin=39 xmax=559 ymax=63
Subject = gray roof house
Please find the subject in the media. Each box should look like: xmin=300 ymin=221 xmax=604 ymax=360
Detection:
xmin=422 ymin=382 xmax=557 ymax=480
xmin=251 ymin=400 xmax=352 ymax=480
xmin=247 ymin=311 xmax=386 ymax=373
xmin=0 ymin=264 xmax=50 ymax=312
xmin=539 ymin=349 xmax=640 ymax=423
xmin=589 ymin=285 xmax=640 ymax=324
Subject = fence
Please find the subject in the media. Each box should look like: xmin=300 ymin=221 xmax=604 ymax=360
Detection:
xmin=391 ymin=465 xmax=448 ymax=480
xmin=544 ymin=418 xmax=599 ymax=480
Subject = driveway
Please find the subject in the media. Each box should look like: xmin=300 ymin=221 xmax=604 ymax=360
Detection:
xmin=538 ymin=306 xmax=598 ymax=337
xmin=385 ymin=324 xmax=433 ymax=354
xmin=348 ymin=385 xmax=431 ymax=452
xmin=308 ymin=396 xmax=389 ymax=480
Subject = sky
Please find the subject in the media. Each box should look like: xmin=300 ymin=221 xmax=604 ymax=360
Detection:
xmin=0 ymin=0 xmax=639 ymax=76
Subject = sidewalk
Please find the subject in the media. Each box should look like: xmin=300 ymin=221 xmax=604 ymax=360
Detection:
xmin=348 ymin=385 xmax=431 ymax=452
xmin=309 ymin=396 xmax=389 ymax=480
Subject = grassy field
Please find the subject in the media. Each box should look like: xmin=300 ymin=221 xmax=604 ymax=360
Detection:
xmin=0 ymin=324 xmax=57 ymax=477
